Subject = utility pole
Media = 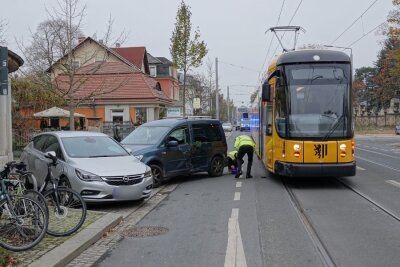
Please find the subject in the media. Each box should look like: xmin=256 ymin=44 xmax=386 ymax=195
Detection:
xmin=0 ymin=47 xmax=9 ymax=159
xmin=215 ymin=57 xmax=219 ymax=120
xmin=227 ymin=86 xmax=230 ymax=122
xmin=209 ymin=74 xmax=212 ymax=116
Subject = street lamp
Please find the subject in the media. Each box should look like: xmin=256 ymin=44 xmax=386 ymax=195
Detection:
xmin=323 ymin=45 xmax=353 ymax=72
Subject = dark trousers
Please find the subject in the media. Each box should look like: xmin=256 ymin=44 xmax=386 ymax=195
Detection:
xmin=237 ymin=145 xmax=254 ymax=176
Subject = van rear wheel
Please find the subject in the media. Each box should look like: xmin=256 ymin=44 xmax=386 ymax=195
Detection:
xmin=150 ymin=164 xmax=163 ymax=188
xmin=208 ymin=156 xmax=224 ymax=177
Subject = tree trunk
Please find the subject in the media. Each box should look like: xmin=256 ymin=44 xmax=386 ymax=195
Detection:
xmin=183 ymin=69 xmax=187 ymax=116
xmin=69 ymin=90 xmax=75 ymax=130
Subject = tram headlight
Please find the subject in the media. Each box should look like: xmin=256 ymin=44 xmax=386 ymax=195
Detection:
xmin=293 ymin=144 xmax=301 ymax=158
xmin=340 ymin=144 xmax=347 ymax=157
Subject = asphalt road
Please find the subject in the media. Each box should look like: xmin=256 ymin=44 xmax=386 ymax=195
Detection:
xmin=95 ymin=132 xmax=400 ymax=267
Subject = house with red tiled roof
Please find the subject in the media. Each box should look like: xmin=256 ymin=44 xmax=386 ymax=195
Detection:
xmin=47 ymin=37 xmax=174 ymax=129
xmin=111 ymin=47 xmax=181 ymax=116
xmin=111 ymin=46 xmax=150 ymax=75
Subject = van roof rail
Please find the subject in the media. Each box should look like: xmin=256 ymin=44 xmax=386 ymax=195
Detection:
xmin=186 ymin=116 xmax=212 ymax=119
xmin=161 ymin=116 xmax=214 ymax=120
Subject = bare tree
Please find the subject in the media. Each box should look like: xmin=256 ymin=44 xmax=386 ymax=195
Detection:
xmin=19 ymin=0 xmax=129 ymax=130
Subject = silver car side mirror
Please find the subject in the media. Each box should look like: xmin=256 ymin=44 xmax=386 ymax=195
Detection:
xmin=46 ymin=151 xmax=56 ymax=158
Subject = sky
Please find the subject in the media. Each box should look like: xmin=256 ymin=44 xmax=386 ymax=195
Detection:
xmin=3 ymin=0 xmax=395 ymax=107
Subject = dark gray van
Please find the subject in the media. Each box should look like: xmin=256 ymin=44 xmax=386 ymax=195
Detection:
xmin=121 ymin=118 xmax=227 ymax=187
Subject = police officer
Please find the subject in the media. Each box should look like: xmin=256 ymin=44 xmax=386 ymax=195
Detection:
xmin=234 ymin=135 xmax=256 ymax=178
xmin=227 ymin=150 xmax=244 ymax=174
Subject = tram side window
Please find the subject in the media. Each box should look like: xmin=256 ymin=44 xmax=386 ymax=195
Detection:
xmin=265 ymin=104 xmax=273 ymax=136
xmin=275 ymin=86 xmax=287 ymax=136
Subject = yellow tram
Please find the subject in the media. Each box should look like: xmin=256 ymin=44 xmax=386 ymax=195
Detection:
xmin=251 ymin=49 xmax=356 ymax=177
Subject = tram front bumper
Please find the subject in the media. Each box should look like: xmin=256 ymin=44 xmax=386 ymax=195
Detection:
xmin=274 ymin=161 xmax=356 ymax=177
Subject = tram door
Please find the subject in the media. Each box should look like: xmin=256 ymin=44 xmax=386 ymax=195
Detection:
xmin=265 ymin=103 xmax=273 ymax=170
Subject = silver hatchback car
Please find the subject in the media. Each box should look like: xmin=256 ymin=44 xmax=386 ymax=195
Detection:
xmin=20 ymin=131 xmax=153 ymax=203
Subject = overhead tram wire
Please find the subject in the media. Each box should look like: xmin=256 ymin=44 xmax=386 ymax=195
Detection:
xmin=218 ymin=60 xmax=259 ymax=73
xmin=346 ymin=21 xmax=386 ymax=48
xmin=259 ymin=0 xmax=286 ymax=81
xmin=268 ymin=0 xmax=303 ymax=78
xmin=330 ymin=0 xmax=380 ymax=45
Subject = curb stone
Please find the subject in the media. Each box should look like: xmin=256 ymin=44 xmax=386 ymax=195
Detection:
xmin=67 ymin=183 xmax=179 ymax=267
xmin=29 ymin=213 xmax=122 ymax=267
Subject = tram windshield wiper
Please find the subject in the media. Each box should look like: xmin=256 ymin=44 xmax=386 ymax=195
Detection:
xmin=311 ymin=75 xmax=323 ymax=82
xmin=322 ymin=114 xmax=345 ymax=141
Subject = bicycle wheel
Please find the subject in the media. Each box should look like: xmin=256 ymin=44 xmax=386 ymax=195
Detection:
xmin=43 ymin=187 xmax=87 ymax=236
xmin=0 ymin=196 xmax=48 ymax=251
xmin=24 ymin=189 xmax=48 ymax=214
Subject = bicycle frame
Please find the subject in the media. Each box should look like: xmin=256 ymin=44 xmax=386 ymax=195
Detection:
xmin=0 ymin=172 xmax=21 ymax=222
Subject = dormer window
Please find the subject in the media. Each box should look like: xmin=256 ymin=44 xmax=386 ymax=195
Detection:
xmin=150 ymin=66 xmax=157 ymax=77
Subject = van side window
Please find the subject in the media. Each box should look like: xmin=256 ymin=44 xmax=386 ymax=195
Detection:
xmin=193 ymin=123 xmax=222 ymax=142
xmin=168 ymin=127 xmax=189 ymax=145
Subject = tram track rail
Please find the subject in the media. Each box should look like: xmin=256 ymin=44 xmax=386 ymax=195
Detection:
xmin=283 ymin=178 xmax=336 ymax=267
xmin=283 ymin=175 xmax=400 ymax=267
xmin=335 ymin=177 xmax=400 ymax=223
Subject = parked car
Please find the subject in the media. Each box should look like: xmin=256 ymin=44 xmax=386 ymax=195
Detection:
xmin=222 ymin=122 xmax=233 ymax=132
xmin=396 ymin=124 xmax=400 ymax=135
xmin=121 ymin=118 xmax=227 ymax=187
xmin=20 ymin=131 xmax=153 ymax=203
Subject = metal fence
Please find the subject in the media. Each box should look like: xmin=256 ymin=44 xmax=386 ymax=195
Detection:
xmin=102 ymin=121 xmax=136 ymax=141
xmin=12 ymin=129 xmax=41 ymax=151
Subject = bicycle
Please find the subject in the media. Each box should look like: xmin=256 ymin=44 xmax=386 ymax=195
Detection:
xmin=0 ymin=167 xmax=48 ymax=251
xmin=3 ymin=161 xmax=47 ymax=212
xmin=23 ymin=151 xmax=87 ymax=237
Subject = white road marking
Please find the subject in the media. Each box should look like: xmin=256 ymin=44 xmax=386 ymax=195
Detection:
xmin=236 ymin=182 xmax=242 ymax=188
xmin=386 ymin=180 xmax=400 ymax=189
xmin=357 ymin=156 xmax=400 ymax=173
xmin=224 ymin=208 xmax=247 ymax=267
xmin=234 ymin=192 xmax=241 ymax=201
xmin=231 ymin=208 xmax=239 ymax=219
xmin=357 ymin=147 xmax=400 ymax=160
xmin=356 ymin=166 xmax=366 ymax=171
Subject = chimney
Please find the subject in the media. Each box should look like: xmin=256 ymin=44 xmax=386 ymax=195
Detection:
xmin=78 ymin=36 xmax=85 ymax=44
xmin=116 ymin=43 xmax=121 ymax=48
xmin=98 ymin=39 xmax=103 ymax=44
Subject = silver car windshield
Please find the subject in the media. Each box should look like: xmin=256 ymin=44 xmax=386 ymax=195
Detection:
xmin=62 ymin=136 xmax=129 ymax=158
xmin=121 ymin=126 xmax=170 ymax=145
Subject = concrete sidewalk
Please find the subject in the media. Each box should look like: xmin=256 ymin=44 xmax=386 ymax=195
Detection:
xmin=17 ymin=186 xmax=166 ymax=267
xmin=29 ymin=212 xmax=122 ymax=267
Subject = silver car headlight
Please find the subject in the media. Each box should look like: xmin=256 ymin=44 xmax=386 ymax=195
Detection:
xmin=135 ymin=155 xmax=144 ymax=161
xmin=143 ymin=167 xmax=152 ymax=178
xmin=75 ymin=169 xmax=103 ymax=182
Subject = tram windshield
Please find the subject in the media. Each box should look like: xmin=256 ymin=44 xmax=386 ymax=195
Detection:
xmin=276 ymin=63 xmax=351 ymax=139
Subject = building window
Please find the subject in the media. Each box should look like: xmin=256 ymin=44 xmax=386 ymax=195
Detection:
xmin=157 ymin=64 xmax=170 ymax=77
xmin=72 ymin=60 xmax=80 ymax=69
xmin=150 ymin=66 xmax=157 ymax=77
xmin=111 ymin=110 xmax=124 ymax=124
xmin=135 ymin=107 xmax=147 ymax=125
